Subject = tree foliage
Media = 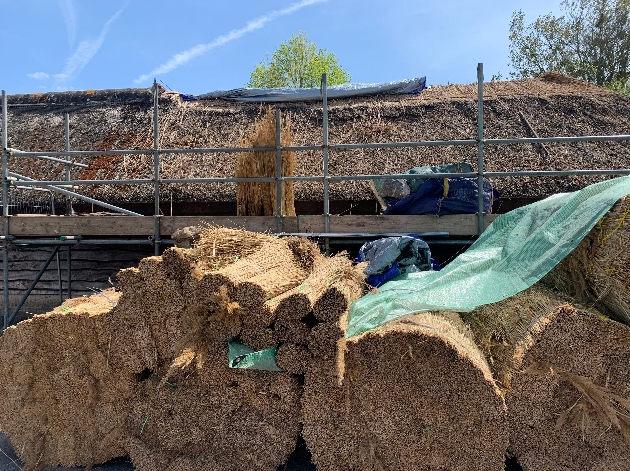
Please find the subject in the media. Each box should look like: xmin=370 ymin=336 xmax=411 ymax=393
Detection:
xmin=509 ymin=0 xmax=630 ymax=87
xmin=247 ymin=32 xmax=351 ymax=88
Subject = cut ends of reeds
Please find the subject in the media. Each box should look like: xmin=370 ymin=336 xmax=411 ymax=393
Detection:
xmin=303 ymin=313 xmax=508 ymax=471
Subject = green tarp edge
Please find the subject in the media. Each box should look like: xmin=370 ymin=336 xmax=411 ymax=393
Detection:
xmin=228 ymin=339 xmax=284 ymax=371
xmin=347 ymin=176 xmax=630 ymax=338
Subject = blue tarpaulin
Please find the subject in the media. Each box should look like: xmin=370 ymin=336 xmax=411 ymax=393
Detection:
xmin=384 ymin=177 xmax=495 ymax=215
xmin=358 ymin=236 xmax=434 ymax=287
xmin=198 ymin=77 xmax=426 ymax=102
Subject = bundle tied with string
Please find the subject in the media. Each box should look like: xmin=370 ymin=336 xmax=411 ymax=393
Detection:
xmin=542 ymin=195 xmax=630 ymax=325
xmin=236 ymin=107 xmax=296 ymax=216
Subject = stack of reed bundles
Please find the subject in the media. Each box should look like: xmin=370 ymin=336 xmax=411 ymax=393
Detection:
xmin=461 ymin=286 xmax=630 ymax=470
xmin=0 ymin=290 xmax=134 ymax=470
xmin=236 ymin=107 xmax=296 ymax=216
xmin=117 ymin=228 xmax=318 ymax=471
xmin=0 ymin=225 xmax=370 ymax=470
xmin=542 ymin=195 xmax=630 ymax=325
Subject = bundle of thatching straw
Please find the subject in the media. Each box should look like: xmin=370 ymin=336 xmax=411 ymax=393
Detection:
xmin=0 ymin=290 xmax=134 ymax=469
xmin=507 ymin=304 xmax=630 ymax=470
xmin=461 ymin=285 xmax=630 ymax=470
xmin=302 ymin=311 xmax=509 ymax=471
xmin=236 ymin=108 xmax=296 ymax=216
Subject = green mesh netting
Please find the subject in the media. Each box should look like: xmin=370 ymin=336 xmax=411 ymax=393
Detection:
xmin=347 ymin=176 xmax=630 ymax=338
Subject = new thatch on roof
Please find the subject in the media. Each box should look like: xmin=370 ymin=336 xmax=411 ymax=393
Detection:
xmin=3 ymin=73 xmax=630 ymax=208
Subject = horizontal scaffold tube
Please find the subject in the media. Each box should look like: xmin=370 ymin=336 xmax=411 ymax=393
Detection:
xmin=7 ymin=172 xmax=143 ymax=216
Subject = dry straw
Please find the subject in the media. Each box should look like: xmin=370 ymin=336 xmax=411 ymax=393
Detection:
xmin=236 ymin=107 xmax=296 ymax=216
xmin=303 ymin=313 xmax=508 ymax=471
xmin=507 ymin=305 xmax=630 ymax=470
xmin=125 ymin=366 xmax=302 ymax=471
xmin=0 ymin=291 xmax=134 ymax=470
xmin=0 ymin=225 xmax=374 ymax=470
xmin=459 ymin=285 xmax=568 ymax=387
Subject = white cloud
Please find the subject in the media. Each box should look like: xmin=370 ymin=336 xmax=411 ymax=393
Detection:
xmin=55 ymin=3 xmax=127 ymax=81
xmin=134 ymin=0 xmax=328 ymax=84
xmin=58 ymin=0 xmax=78 ymax=48
xmin=27 ymin=72 xmax=50 ymax=80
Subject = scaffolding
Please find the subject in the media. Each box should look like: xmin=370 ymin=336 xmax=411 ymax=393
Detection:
xmin=2 ymin=63 xmax=630 ymax=331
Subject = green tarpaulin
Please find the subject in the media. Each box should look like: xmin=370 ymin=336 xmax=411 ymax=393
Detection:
xmin=228 ymin=339 xmax=283 ymax=371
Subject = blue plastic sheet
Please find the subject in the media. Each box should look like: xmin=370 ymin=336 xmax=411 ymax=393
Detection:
xmin=358 ymin=236 xmax=433 ymax=287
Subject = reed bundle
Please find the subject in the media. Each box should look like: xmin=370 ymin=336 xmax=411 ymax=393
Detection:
xmin=236 ymin=108 xmax=295 ymax=216
xmin=0 ymin=291 xmax=133 ymax=470
xmin=506 ymin=305 xmax=630 ymax=470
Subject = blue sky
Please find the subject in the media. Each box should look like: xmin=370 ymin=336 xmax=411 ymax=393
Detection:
xmin=0 ymin=0 xmax=564 ymax=95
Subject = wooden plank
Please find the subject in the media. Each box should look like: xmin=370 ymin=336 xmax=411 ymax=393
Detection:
xmin=296 ymin=214 xmax=499 ymax=236
xmin=8 ymin=214 xmax=498 ymax=238
xmin=9 ymin=215 xmax=154 ymax=236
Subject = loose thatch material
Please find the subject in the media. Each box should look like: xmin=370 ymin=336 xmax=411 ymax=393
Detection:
xmin=188 ymin=225 xmax=274 ymax=270
xmin=507 ymin=305 xmax=630 ymax=470
xmin=303 ymin=313 xmax=508 ymax=471
xmin=236 ymin=107 xmax=295 ymax=216
xmin=0 ymin=290 xmax=134 ymax=470
xmin=542 ymin=196 xmax=630 ymax=325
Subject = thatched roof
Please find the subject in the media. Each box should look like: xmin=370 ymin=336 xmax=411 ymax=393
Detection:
xmin=2 ymin=73 xmax=630 ymax=207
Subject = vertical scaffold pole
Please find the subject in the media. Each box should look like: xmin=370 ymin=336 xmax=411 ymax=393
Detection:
xmin=275 ymin=108 xmax=283 ymax=234
xmin=477 ymin=63 xmax=485 ymax=236
xmin=64 ymin=113 xmax=73 ymax=215
xmin=2 ymin=91 xmax=8 ymax=330
xmin=322 ymin=74 xmax=330 ymax=253
xmin=153 ymin=80 xmax=161 ymax=255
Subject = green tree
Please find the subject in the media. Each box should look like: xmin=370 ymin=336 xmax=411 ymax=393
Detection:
xmin=509 ymin=0 xmax=630 ymax=88
xmin=247 ymin=31 xmax=351 ymax=88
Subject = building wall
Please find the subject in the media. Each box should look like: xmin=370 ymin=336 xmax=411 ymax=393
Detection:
xmin=0 ymin=244 xmax=153 ymax=320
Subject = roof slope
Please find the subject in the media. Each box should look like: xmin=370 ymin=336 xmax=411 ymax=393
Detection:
xmin=2 ymin=74 xmax=630 ymax=205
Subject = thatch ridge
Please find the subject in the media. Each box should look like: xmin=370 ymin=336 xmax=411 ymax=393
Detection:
xmin=2 ymin=74 xmax=629 ymax=207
